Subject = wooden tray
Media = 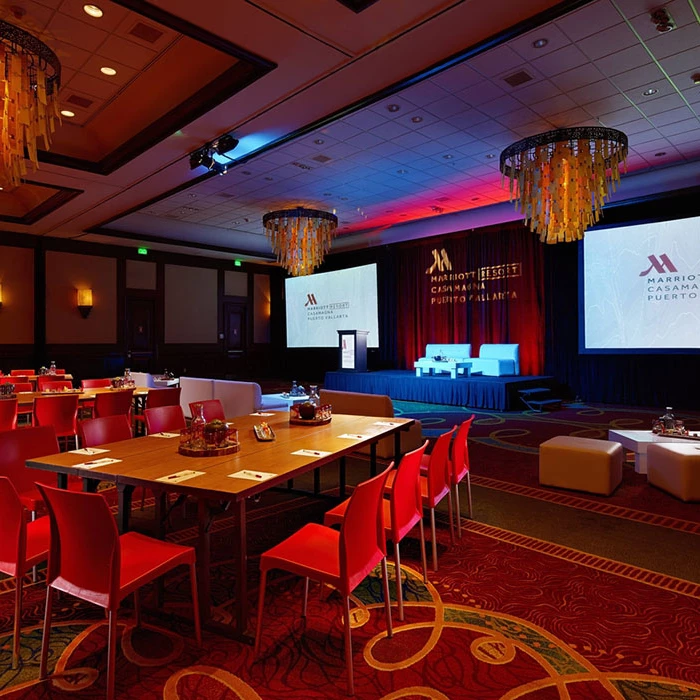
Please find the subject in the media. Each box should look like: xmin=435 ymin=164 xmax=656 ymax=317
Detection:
xmin=178 ymin=442 xmax=240 ymax=457
xmin=290 ymin=416 xmax=332 ymax=426
xmin=254 ymin=424 xmax=275 ymax=441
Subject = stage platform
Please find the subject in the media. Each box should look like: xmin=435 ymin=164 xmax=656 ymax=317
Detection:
xmin=324 ymin=370 xmax=557 ymax=411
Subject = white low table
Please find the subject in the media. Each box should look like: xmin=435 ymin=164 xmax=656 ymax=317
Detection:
xmin=414 ymin=359 xmax=472 ymax=379
xmin=260 ymin=393 xmax=309 ymax=410
xmin=607 ymin=429 xmax=695 ymax=474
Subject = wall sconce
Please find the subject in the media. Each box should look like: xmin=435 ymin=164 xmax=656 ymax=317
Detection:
xmin=0 ymin=283 xmax=3 ymax=310
xmin=77 ymin=288 xmax=93 ymax=318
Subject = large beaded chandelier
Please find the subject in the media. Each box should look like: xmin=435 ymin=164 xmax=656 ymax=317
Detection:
xmin=263 ymin=206 xmax=338 ymax=276
xmin=500 ymin=127 xmax=628 ymax=243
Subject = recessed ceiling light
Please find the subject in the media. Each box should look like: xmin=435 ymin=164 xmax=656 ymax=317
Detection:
xmin=655 ymin=151 xmax=666 ymax=157
xmin=60 ymin=109 xmax=75 ymax=118
xmin=532 ymin=38 xmax=548 ymax=49
xmin=83 ymin=4 xmax=103 ymax=18
xmin=485 ymin=153 xmax=495 ymax=159
xmin=691 ymin=73 xmax=700 ymax=85
xmin=314 ymin=139 xmax=325 ymax=144
xmin=387 ymin=104 xmax=400 ymax=113
xmin=443 ymin=154 xmax=453 ymax=160
xmin=100 ymin=66 xmax=117 ymax=76
xmin=340 ymin=196 xmax=349 ymax=201
xmin=264 ymin=176 xmax=273 ymax=181
xmin=397 ymin=169 xmax=407 ymax=174
xmin=642 ymin=87 xmax=658 ymax=96
xmin=323 ymin=192 xmax=332 ymax=196
xmin=411 ymin=116 xmax=423 ymax=123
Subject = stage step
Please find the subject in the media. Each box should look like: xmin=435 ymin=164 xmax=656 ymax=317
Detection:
xmin=518 ymin=387 xmax=562 ymax=412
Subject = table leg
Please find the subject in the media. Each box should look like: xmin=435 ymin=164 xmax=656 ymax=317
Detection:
xmin=117 ymin=484 xmax=134 ymax=534
xmin=196 ymin=498 xmax=213 ymax=624
xmin=83 ymin=477 xmax=99 ymax=493
xmin=394 ymin=431 xmax=402 ymax=465
xmin=56 ymin=473 xmax=68 ymax=490
xmin=234 ymin=498 xmax=248 ymax=636
xmin=339 ymin=457 xmax=346 ymax=498
xmin=450 ymin=368 xmax=457 ymax=379
xmin=635 ymin=452 xmax=648 ymax=474
xmin=370 ymin=443 xmax=377 ymax=476
xmin=313 ymin=468 xmax=321 ymax=495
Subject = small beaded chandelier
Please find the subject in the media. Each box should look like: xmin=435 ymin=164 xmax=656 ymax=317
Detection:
xmin=263 ymin=206 xmax=338 ymax=276
xmin=500 ymin=127 xmax=628 ymax=243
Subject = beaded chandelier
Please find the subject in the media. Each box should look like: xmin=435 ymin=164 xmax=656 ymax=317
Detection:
xmin=500 ymin=127 xmax=628 ymax=243
xmin=0 ymin=20 xmax=61 ymax=189
xmin=263 ymin=206 xmax=338 ymax=276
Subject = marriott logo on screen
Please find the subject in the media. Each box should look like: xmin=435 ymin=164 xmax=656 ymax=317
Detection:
xmin=641 ymin=254 xmax=697 ymax=302
xmin=304 ymin=294 xmax=318 ymax=306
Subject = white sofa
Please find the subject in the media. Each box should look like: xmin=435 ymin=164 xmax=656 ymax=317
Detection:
xmin=179 ymin=377 xmax=288 ymax=418
xmin=469 ymin=344 xmax=520 ymax=376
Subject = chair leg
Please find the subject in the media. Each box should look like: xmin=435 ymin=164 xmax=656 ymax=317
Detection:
xmin=447 ymin=490 xmax=455 ymax=545
xmin=31 ymin=511 xmax=37 ymax=583
xmin=343 ymin=595 xmax=354 ymax=697
xmin=12 ymin=574 xmax=23 ymax=668
xmin=454 ymin=483 xmax=462 ymax=538
xmin=302 ymin=577 xmax=310 ymax=618
xmin=39 ymin=586 xmax=53 ymax=679
xmin=133 ymin=590 xmax=141 ymax=627
xmin=380 ymin=558 xmax=393 ymax=639
xmin=394 ymin=542 xmax=403 ymax=621
xmin=189 ymin=562 xmax=202 ymax=646
xmin=418 ymin=518 xmax=428 ymax=583
xmin=430 ymin=507 xmax=438 ymax=571
xmin=107 ymin=609 xmax=118 ymax=700
xmin=465 ymin=474 xmax=473 ymax=520
xmin=254 ymin=569 xmax=268 ymax=656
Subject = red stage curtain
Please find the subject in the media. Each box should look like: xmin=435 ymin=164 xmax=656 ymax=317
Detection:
xmin=396 ymin=223 xmax=545 ymax=375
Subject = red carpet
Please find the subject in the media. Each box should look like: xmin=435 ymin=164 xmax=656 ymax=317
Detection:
xmin=1 ymin=498 xmax=699 ymax=699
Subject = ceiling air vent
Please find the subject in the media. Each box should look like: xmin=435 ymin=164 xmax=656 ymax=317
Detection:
xmin=128 ymin=22 xmax=164 ymax=44
xmin=436 ymin=196 xmax=450 ymax=202
xmin=66 ymin=94 xmax=94 ymax=108
xmin=311 ymin=154 xmax=332 ymax=163
xmin=216 ymin=192 xmax=237 ymax=198
xmin=292 ymin=161 xmax=313 ymax=170
xmin=503 ymin=70 xmax=533 ymax=87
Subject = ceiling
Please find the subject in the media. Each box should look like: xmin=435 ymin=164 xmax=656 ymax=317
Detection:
xmin=2 ymin=0 xmax=700 ymax=265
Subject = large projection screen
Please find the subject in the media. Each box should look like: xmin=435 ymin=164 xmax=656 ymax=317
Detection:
xmin=581 ymin=216 xmax=700 ymax=352
xmin=285 ymin=264 xmax=379 ymax=348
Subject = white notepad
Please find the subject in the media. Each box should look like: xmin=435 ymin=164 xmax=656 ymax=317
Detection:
xmin=70 ymin=447 xmax=109 ymax=456
xmin=156 ymin=470 xmax=204 ymax=484
xmin=291 ymin=449 xmax=332 ymax=458
xmin=150 ymin=432 xmax=180 ymax=438
xmin=337 ymin=433 xmax=369 ymax=440
xmin=74 ymin=458 xmax=122 ymax=470
xmin=228 ymin=469 xmax=277 ymax=482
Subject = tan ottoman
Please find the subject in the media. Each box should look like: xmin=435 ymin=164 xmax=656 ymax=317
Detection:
xmin=647 ymin=443 xmax=700 ymax=502
xmin=539 ymin=436 xmax=623 ymax=496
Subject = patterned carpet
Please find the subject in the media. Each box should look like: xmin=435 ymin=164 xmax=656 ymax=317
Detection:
xmin=1 ymin=487 xmax=700 ymax=699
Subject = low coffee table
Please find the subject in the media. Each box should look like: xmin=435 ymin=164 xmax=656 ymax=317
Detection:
xmin=261 ymin=393 xmax=309 ymax=409
xmin=414 ymin=359 xmax=472 ymax=379
xmin=607 ymin=429 xmax=693 ymax=474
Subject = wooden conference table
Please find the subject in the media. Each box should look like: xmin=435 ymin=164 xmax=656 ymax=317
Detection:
xmin=26 ymin=411 xmax=414 ymax=640
xmin=15 ymin=386 xmax=149 ymax=406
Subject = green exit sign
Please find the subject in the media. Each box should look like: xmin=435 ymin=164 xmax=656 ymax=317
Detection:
xmin=137 ymin=247 xmax=148 ymax=255
xmin=234 ymin=259 xmax=242 ymax=267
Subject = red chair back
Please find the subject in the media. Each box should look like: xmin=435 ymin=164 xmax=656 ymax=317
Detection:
xmin=36 ymin=483 xmax=119 ymax=609
xmin=10 ymin=370 xmax=33 ymax=377
xmin=0 ymin=477 xmax=25 ymax=577
xmin=2 ymin=375 xmax=28 ymax=385
xmin=93 ymin=389 xmax=134 ymax=418
xmin=11 ymin=383 xmax=33 ymax=393
xmin=390 ymin=440 xmax=429 ymax=542
xmin=425 ymin=427 xmax=456 ymax=507
xmin=0 ymin=399 xmax=18 ymax=431
xmin=34 ymin=395 xmax=79 ymax=438
xmin=80 ymin=415 xmax=132 ymax=447
xmin=0 ymin=426 xmax=60 ymax=496
xmin=340 ymin=464 xmax=392 ymax=594
xmin=37 ymin=378 xmax=73 ymax=392
xmin=81 ymin=378 xmax=112 ymax=390
xmin=54 ymin=369 xmax=66 ymax=375
xmin=189 ymin=399 xmax=226 ymax=422
xmin=450 ymin=415 xmax=474 ymax=484
xmin=145 ymin=387 xmax=181 ymax=409
xmin=145 ymin=405 xmax=186 ymax=434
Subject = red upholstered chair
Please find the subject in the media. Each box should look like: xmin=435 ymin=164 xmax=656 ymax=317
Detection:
xmin=11 ymin=382 xmax=33 ymax=393
xmin=325 ymin=441 xmax=429 ymax=621
xmin=10 ymin=370 xmax=33 ymax=377
xmin=10 ymin=386 xmax=35 ymax=426
xmin=255 ymin=465 xmax=394 ymax=696
xmin=134 ymin=387 xmax=181 ymax=435
xmin=402 ymin=426 xmax=456 ymax=571
xmin=1 ymin=376 xmax=23 ymax=384
xmin=93 ymin=388 xmax=134 ymax=419
xmin=81 ymin=378 xmax=112 ymax=390
xmin=0 ymin=398 xmax=18 ymax=430
xmin=37 ymin=378 xmax=73 ymax=392
xmin=449 ymin=416 xmax=475 ymax=534
xmin=79 ymin=415 xmax=132 ymax=447
xmin=0 ymin=477 xmax=50 ymax=668
xmin=36 ymin=483 xmax=201 ymax=700
xmin=189 ymin=399 xmax=226 ymax=422
xmin=0 ymin=426 xmax=78 ymax=517
xmin=144 ymin=405 xmax=186 ymax=434
xmin=33 ymin=394 xmax=80 ymax=450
